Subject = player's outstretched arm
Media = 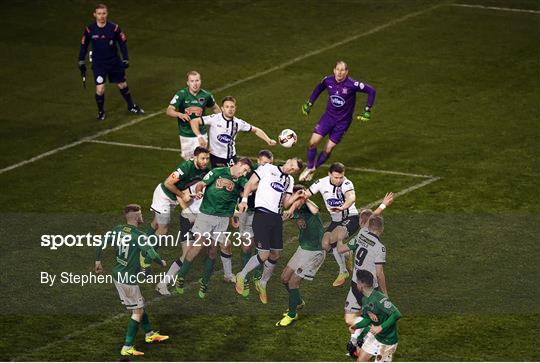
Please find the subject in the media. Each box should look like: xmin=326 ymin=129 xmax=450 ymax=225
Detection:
xmin=334 ymin=190 xmax=356 ymax=211
xmin=302 ymin=78 xmax=327 ymax=115
xmin=305 ymin=199 xmax=319 ymax=215
xmin=374 ymin=192 xmax=394 ymax=215
xmin=238 ymin=173 xmax=259 ymax=212
xmin=251 ymin=126 xmax=277 ymax=146
xmin=189 ymin=117 xmax=208 ymax=147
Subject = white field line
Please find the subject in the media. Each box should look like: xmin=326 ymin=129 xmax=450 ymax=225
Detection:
xmin=87 ymin=139 xmax=436 ymax=179
xmin=450 ymin=3 xmax=540 ymax=14
xmin=10 ymin=175 xmax=440 ymax=361
xmin=0 ymin=3 xmax=445 ymax=177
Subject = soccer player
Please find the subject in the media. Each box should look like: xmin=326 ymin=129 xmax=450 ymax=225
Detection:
xmin=234 ymin=158 xmax=304 ymax=303
xmin=150 ymin=147 xmax=211 ymax=236
xmin=190 ymin=96 xmax=277 ymax=167
xmin=299 ymin=61 xmax=376 ymax=181
xmin=338 ymin=193 xmax=393 ymax=327
xmin=94 ymin=204 xmax=168 ymax=357
xmin=349 ymin=270 xmax=401 ymax=362
xmin=167 ymin=71 xmax=221 ymax=160
xmin=237 ymin=149 xmax=274 ymax=296
xmin=78 ymin=3 xmax=144 ymax=121
xmin=174 ymin=158 xmax=253 ymax=298
xmin=303 ymin=162 xmax=359 ymax=287
xmin=275 ymin=185 xmax=325 ymax=327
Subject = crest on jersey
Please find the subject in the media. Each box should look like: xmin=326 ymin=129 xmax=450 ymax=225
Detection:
xmin=198 ymin=97 xmax=206 ymax=104
xmin=270 ymin=182 xmax=285 ymax=192
xmin=296 ymin=218 xmax=307 ymax=229
xmin=342 ymin=88 xmax=348 ymax=94
xmin=384 ymin=300 xmax=393 ymax=309
xmin=330 ymin=95 xmax=345 ymax=107
xmin=217 ymin=134 xmax=233 ymax=144
xmin=326 ymin=198 xmax=343 ymax=207
xmin=216 ymin=177 xmax=234 ymax=192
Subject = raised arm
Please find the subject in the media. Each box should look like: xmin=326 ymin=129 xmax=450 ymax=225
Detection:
xmin=251 ymin=126 xmax=277 ymax=146
xmin=238 ymin=173 xmax=260 ymax=212
xmin=374 ymin=192 xmax=394 ymax=216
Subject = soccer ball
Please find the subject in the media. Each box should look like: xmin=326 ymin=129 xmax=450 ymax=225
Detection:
xmin=278 ymin=129 xmax=297 ymax=148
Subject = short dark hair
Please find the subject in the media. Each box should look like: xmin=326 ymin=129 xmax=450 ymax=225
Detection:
xmin=293 ymin=184 xmax=306 ymax=193
xmin=95 ymin=3 xmax=107 ymax=10
xmin=124 ymin=204 xmax=141 ymax=215
xmin=258 ymin=149 xmax=273 ymax=160
xmin=329 ymin=162 xmax=345 ymax=174
xmin=294 ymin=157 xmax=304 ymax=170
xmin=356 ymin=270 xmax=374 ymax=287
xmin=221 ymin=96 xmax=236 ymax=106
xmin=237 ymin=157 xmax=253 ymax=169
xmin=194 ymin=146 xmax=209 ymax=156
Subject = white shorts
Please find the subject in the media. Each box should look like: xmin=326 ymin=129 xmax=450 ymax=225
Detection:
xmin=179 ymin=134 xmax=208 ymax=160
xmin=361 ymin=333 xmax=398 ymax=362
xmin=238 ymin=210 xmax=254 ymax=238
xmin=345 ymin=286 xmax=362 ymax=313
xmin=191 ymin=212 xmax=230 ymax=244
xmin=150 ymin=184 xmax=177 ymax=225
xmin=286 ymin=247 xmax=325 ymax=281
xmin=114 ymin=280 xmax=145 ymax=310
xmin=188 ymin=184 xmax=202 ymax=213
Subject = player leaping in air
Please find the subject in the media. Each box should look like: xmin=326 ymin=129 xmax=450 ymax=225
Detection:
xmin=78 ymin=3 xmax=144 ymax=121
xmin=299 ymin=61 xmax=376 ymax=181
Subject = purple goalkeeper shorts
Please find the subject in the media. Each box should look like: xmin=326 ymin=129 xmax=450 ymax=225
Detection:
xmin=313 ymin=114 xmax=352 ymax=144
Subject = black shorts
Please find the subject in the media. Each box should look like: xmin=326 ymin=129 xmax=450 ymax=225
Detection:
xmin=92 ymin=60 xmax=126 ymax=85
xmin=326 ymin=215 xmax=360 ymax=237
xmin=252 ymin=209 xmax=283 ymax=251
xmin=210 ymin=154 xmax=237 ymax=168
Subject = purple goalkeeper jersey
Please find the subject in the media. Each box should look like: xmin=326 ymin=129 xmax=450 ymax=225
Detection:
xmin=309 ymin=75 xmax=376 ymax=123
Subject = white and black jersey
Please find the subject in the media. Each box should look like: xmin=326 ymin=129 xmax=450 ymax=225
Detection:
xmin=348 ymin=228 xmax=386 ymax=287
xmin=201 ymin=113 xmax=252 ymax=159
xmin=308 ymin=176 xmax=358 ymax=222
xmin=253 ymin=163 xmax=294 ymax=214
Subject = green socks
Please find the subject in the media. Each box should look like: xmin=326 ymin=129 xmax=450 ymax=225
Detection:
xmin=202 ymin=256 xmax=215 ymax=285
xmin=124 ymin=318 xmax=140 ymax=346
xmin=177 ymin=259 xmax=193 ymax=278
xmin=141 ymin=312 xmax=152 ymax=334
xmin=288 ymin=288 xmax=301 ymax=318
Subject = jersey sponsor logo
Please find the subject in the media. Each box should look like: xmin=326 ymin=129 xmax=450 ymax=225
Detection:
xmin=216 ymin=177 xmax=235 ymax=192
xmin=185 ymin=106 xmax=203 ymax=117
xmin=330 ymin=95 xmax=346 ymax=107
xmin=270 ymin=182 xmax=285 ymax=192
xmin=326 ymin=198 xmax=343 ymax=207
xmin=217 ymin=134 xmax=233 ymax=144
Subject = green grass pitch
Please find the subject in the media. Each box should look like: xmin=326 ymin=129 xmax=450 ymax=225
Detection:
xmin=1 ymin=0 xmax=539 ymax=361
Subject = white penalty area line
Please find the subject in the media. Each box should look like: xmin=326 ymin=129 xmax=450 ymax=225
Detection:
xmin=0 ymin=3 xmax=445 ymax=177
xmin=87 ymin=139 xmax=436 ymax=179
xmin=10 ymin=173 xmax=439 ymax=361
xmin=450 ymin=3 xmax=540 ymax=14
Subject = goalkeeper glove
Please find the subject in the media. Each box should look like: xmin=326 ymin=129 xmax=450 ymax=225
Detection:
xmin=78 ymin=61 xmax=86 ymax=77
xmin=122 ymin=59 xmax=129 ymax=69
xmin=301 ymin=101 xmax=312 ymax=115
xmin=357 ymin=108 xmax=371 ymax=122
